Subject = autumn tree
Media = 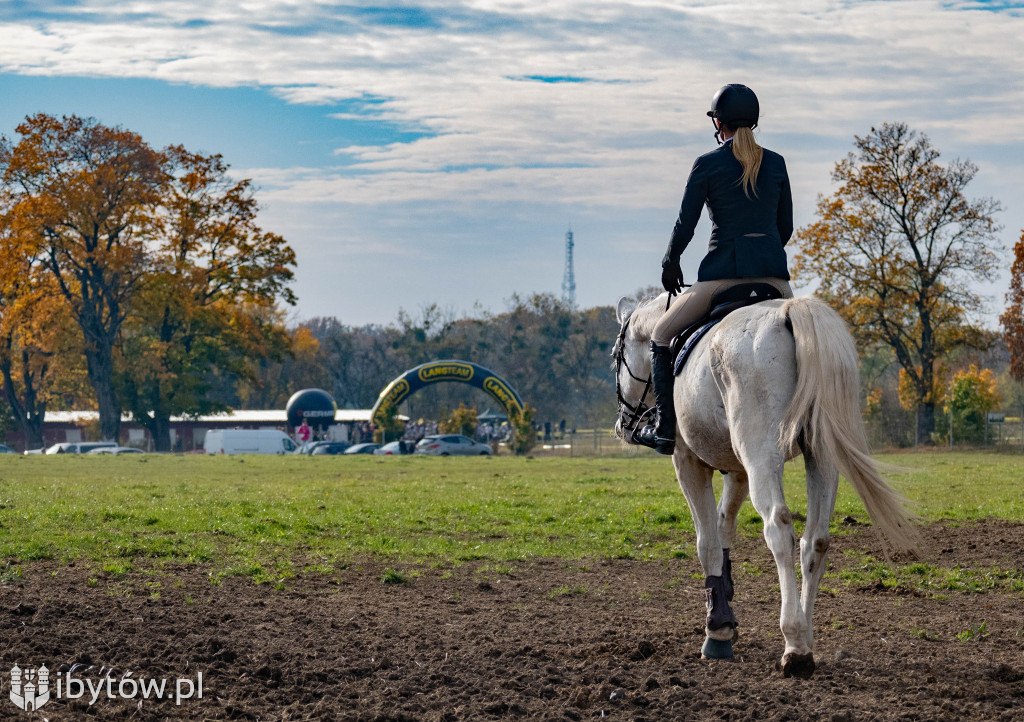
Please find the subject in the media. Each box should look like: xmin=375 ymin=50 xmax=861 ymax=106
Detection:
xmin=0 ymin=213 xmax=87 ymax=448
xmin=233 ymin=321 xmax=316 ymax=410
xmin=509 ymin=403 xmax=537 ymax=455
xmin=299 ymin=317 xmax=394 ymax=409
xmin=0 ymin=114 xmax=165 ymax=441
xmin=793 ymin=122 xmax=1002 ymax=442
xmin=280 ymin=295 xmax=618 ymax=429
xmin=942 ymin=364 xmax=1001 ymax=445
xmin=1001 ymin=230 xmax=1024 ymax=381
xmin=116 ymin=147 xmax=296 ymax=450
xmin=439 ymin=403 xmax=478 ymax=436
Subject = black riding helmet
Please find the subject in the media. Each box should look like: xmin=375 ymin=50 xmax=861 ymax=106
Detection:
xmin=707 ymin=84 xmax=759 ymax=143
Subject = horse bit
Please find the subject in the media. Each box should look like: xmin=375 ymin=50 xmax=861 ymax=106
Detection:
xmin=612 ymin=311 xmax=655 ymax=444
xmin=613 ymin=293 xmax=678 ymax=444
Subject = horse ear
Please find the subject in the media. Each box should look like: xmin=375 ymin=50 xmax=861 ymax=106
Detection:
xmin=616 ymin=297 xmax=636 ymax=324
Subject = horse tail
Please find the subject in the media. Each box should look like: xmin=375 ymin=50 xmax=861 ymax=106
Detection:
xmin=780 ymin=297 xmax=920 ymax=554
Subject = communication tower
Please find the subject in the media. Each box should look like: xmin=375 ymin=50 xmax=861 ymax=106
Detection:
xmin=562 ymin=227 xmax=576 ymax=307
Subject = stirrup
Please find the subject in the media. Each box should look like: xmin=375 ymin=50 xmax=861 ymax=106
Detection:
xmin=638 ymin=424 xmax=674 ymax=455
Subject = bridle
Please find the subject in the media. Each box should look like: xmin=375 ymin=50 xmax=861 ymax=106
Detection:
xmin=612 ymin=311 xmax=654 ymax=444
xmin=613 ymin=293 xmax=680 ymax=444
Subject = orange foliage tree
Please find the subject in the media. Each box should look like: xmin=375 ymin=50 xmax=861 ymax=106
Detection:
xmin=234 ymin=322 xmax=321 ymax=411
xmin=1 ymin=116 xmax=296 ymax=449
xmin=0 ymin=114 xmax=165 ymax=441
xmin=943 ymin=365 xmax=1001 ymax=445
xmin=0 ymin=217 xmax=88 ymax=448
xmin=1001 ymin=230 xmax=1024 ymax=381
xmin=792 ymin=122 xmax=1002 ymax=442
xmin=116 ymin=147 xmax=296 ymax=451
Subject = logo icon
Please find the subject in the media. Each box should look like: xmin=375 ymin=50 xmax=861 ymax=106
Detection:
xmin=417 ymin=362 xmax=474 ymax=383
xmin=10 ymin=664 xmax=50 ymax=711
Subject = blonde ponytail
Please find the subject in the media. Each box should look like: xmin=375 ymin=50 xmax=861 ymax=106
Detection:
xmin=731 ymin=126 xmax=763 ymax=198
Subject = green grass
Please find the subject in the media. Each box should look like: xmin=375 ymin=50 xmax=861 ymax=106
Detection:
xmin=956 ymin=620 xmax=989 ymax=642
xmin=832 ymin=549 xmax=1024 ymax=594
xmin=548 ymin=584 xmax=588 ymax=599
xmin=0 ymin=452 xmax=1021 ymax=583
xmin=380 ymin=568 xmax=409 ymax=585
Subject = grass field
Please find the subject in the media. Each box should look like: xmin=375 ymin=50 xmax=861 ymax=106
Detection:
xmin=0 ymin=451 xmax=1021 ymax=588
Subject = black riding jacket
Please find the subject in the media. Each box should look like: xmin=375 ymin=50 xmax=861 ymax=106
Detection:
xmin=664 ymin=139 xmax=793 ymax=282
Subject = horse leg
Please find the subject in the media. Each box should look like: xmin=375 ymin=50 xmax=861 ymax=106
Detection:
xmin=738 ymin=449 xmax=811 ymax=676
xmin=718 ymin=470 xmax=750 ymax=604
xmin=673 ymin=450 xmax=737 ymax=658
xmin=794 ymin=449 xmax=840 ymax=676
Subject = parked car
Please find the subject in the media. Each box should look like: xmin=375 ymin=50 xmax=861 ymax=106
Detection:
xmin=203 ymin=429 xmax=298 ymax=455
xmin=299 ymin=440 xmax=344 ymax=455
xmin=88 ymin=446 xmax=145 ymax=455
xmin=45 ymin=441 xmax=118 ymax=455
xmin=415 ymin=435 xmax=492 ymax=456
xmin=310 ymin=442 xmax=350 ymax=456
xmin=24 ymin=448 xmax=45 ymax=455
xmin=0 ymin=444 xmax=15 ymax=454
xmin=373 ymin=440 xmax=415 ymax=456
xmin=343 ymin=443 xmax=381 ymax=455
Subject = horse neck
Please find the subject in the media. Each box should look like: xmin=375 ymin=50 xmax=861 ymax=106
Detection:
xmin=620 ymin=296 xmax=665 ymax=386
xmin=629 ymin=295 xmax=667 ymax=346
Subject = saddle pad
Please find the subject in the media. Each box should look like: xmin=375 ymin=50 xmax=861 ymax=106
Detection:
xmin=673 ymin=318 xmax=723 ymax=376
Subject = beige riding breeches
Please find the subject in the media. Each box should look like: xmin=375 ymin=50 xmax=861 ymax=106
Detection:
xmin=651 ymin=277 xmax=794 ymax=346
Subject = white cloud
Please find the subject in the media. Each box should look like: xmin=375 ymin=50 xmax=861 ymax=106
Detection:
xmin=1 ymin=1 xmax=1021 ymax=323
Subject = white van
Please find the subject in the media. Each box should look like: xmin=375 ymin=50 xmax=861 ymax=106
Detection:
xmin=203 ymin=429 xmax=298 ymax=455
xmin=45 ymin=441 xmax=118 ymax=455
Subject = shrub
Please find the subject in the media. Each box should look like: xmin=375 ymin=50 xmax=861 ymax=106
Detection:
xmin=373 ymin=403 xmax=404 ymax=444
xmin=936 ymin=365 xmax=1001 ymax=445
xmin=509 ymin=404 xmax=537 ymax=455
xmin=438 ymin=403 xmax=477 ymax=437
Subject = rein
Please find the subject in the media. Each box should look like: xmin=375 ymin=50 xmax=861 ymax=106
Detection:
xmin=613 ymin=291 xmax=684 ymax=443
xmin=613 ymin=316 xmax=653 ymax=442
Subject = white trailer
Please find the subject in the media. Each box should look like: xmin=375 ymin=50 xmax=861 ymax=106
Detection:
xmin=203 ymin=429 xmax=298 ymax=455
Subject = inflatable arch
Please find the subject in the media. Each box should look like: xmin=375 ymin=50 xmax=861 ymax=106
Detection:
xmin=370 ymin=360 xmax=524 ymax=427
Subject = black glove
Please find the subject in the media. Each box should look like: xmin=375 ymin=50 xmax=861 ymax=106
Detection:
xmin=661 ymin=258 xmax=685 ymax=294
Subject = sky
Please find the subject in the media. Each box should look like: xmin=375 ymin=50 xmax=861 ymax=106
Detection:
xmin=1 ymin=0 xmax=1022 ymax=329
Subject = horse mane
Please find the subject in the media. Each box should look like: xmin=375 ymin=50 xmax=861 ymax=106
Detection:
xmin=629 ymin=293 xmax=669 ymax=342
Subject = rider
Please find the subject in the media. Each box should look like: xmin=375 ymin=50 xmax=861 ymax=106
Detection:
xmin=639 ymin=84 xmax=795 ymax=455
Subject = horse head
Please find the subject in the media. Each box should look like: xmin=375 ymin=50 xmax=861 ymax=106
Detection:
xmin=611 ymin=295 xmax=661 ymax=443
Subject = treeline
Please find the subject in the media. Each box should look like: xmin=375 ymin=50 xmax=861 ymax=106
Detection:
xmin=4 ymin=114 xmax=1024 ymax=451
xmin=221 ymin=295 xmax=622 ymax=432
xmin=0 ymin=115 xmax=628 ymax=449
xmin=0 ymin=114 xmax=296 ymax=450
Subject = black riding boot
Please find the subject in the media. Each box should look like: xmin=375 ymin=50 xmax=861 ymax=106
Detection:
xmin=638 ymin=342 xmax=676 ymax=455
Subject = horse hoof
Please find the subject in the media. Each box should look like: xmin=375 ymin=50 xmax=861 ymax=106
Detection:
xmin=781 ymin=652 xmax=815 ymax=679
xmin=701 ymin=637 xmax=734 ymax=660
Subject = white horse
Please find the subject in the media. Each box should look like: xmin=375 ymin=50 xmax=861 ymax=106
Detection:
xmin=613 ymin=293 xmax=918 ymax=678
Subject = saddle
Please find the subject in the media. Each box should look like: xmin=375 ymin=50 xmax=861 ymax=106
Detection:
xmin=669 ymin=282 xmax=785 ymax=376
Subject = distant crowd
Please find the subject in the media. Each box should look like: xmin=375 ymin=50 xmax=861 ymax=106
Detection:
xmin=291 ymin=415 xmax=572 ymax=447
xmin=401 ymin=419 xmax=511 ymax=443
xmin=474 ymin=421 xmax=511 ymax=443
xmin=402 ymin=419 xmax=440 ymax=443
